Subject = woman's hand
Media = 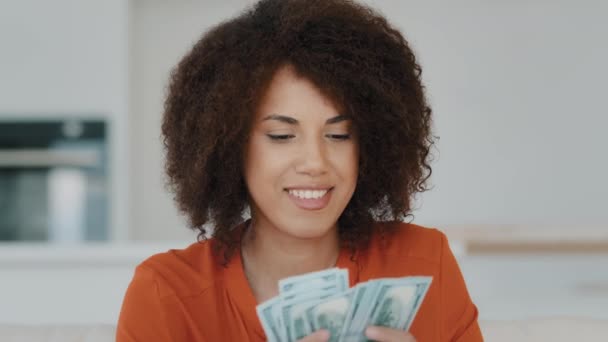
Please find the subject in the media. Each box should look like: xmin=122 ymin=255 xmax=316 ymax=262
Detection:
xmin=364 ymin=326 xmax=417 ymax=342
xmin=296 ymin=326 xmax=416 ymax=342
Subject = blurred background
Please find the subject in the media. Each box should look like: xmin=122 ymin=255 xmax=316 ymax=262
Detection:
xmin=1 ymin=0 xmax=607 ymax=328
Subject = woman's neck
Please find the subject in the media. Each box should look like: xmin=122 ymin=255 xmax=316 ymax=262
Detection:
xmin=240 ymin=218 xmax=341 ymax=301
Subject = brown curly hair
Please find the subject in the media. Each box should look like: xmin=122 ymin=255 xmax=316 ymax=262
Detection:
xmin=161 ymin=0 xmax=437 ymax=263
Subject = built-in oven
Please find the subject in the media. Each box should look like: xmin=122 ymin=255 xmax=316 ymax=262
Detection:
xmin=0 ymin=119 xmax=109 ymax=242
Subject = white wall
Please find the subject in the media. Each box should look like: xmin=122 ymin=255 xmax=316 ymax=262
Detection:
xmin=129 ymin=0 xmax=248 ymax=240
xmin=0 ymin=0 xmax=130 ymax=241
xmin=380 ymin=0 xmax=608 ymax=226
xmin=130 ymin=0 xmax=608 ymax=240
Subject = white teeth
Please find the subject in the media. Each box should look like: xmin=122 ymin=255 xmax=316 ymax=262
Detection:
xmin=288 ymin=189 xmax=329 ymax=199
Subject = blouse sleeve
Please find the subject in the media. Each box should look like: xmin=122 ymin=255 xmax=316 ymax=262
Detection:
xmin=116 ymin=265 xmax=173 ymax=342
xmin=439 ymin=232 xmax=484 ymax=341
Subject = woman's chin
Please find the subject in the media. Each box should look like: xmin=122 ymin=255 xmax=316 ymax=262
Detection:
xmin=280 ymin=225 xmax=336 ymax=241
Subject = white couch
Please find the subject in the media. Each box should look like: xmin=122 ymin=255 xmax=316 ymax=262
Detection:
xmin=1 ymin=318 xmax=607 ymax=341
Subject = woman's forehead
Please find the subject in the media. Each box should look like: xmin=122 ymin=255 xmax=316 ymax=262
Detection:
xmin=254 ymin=65 xmax=345 ymax=122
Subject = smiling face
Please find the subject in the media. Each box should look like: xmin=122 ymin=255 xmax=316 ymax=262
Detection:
xmin=243 ymin=65 xmax=359 ymax=239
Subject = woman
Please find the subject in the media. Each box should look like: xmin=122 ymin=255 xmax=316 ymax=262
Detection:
xmin=117 ymin=0 xmax=483 ymax=341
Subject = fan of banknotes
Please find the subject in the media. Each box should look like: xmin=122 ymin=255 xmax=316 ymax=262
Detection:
xmin=256 ymin=267 xmax=432 ymax=342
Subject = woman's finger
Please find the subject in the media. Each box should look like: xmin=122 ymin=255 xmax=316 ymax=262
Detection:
xmin=296 ymin=329 xmax=331 ymax=342
xmin=365 ymin=326 xmax=417 ymax=342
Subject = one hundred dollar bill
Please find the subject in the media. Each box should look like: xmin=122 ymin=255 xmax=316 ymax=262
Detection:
xmin=367 ymin=276 xmax=432 ymax=331
xmin=279 ymin=268 xmax=348 ymax=296
xmin=281 ymin=284 xmax=346 ymax=341
xmin=339 ymin=281 xmax=381 ymax=342
xmin=305 ymin=289 xmax=355 ymax=342
xmin=256 ymin=268 xmax=432 ymax=342
xmin=256 ymin=297 xmax=282 ymax=342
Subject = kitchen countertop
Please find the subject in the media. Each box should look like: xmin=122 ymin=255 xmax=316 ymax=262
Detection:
xmin=1 ymin=224 xmax=607 ymax=266
xmin=0 ymin=241 xmax=187 ymax=266
xmin=441 ymin=224 xmax=608 ymax=254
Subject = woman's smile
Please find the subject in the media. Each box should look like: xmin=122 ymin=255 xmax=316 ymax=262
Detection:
xmin=285 ymin=187 xmax=334 ymax=211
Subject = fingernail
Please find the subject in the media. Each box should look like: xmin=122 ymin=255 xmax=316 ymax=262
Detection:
xmin=365 ymin=326 xmax=380 ymax=339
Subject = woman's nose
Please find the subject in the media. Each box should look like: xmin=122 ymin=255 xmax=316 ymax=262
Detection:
xmin=295 ymin=138 xmax=328 ymax=176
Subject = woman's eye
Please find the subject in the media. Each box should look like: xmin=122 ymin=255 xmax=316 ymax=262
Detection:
xmin=266 ymin=134 xmax=294 ymax=141
xmin=327 ymin=134 xmax=351 ymax=140
xmin=266 ymin=134 xmax=351 ymax=141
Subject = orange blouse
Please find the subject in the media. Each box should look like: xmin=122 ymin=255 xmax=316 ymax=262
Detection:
xmin=116 ymin=221 xmax=483 ymax=341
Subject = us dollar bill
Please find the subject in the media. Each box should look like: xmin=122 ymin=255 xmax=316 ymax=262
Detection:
xmin=366 ymin=277 xmax=432 ymax=331
xmin=256 ymin=297 xmax=282 ymax=342
xmin=256 ymin=268 xmax=432 ymax=342
xmin=305 ymin=289 xmax=355 ymax=342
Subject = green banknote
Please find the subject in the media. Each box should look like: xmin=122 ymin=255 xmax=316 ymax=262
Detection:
xmin=366 ymin=277 xmax=432 ymax=331
xmin=282 ymin=289 xmax=341 ymax=341
xmin=256 ymin=268 xmax=432 ymax=342
xmin=305 ymin=289 xmax=355 ymax=342
xmin=279 ymin=268 xmax=348 ymax=295
xmin=256 ymin=296 xmax=282 ymax=342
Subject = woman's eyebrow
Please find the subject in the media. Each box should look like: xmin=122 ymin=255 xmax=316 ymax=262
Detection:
xmin=262 ymin=114 xmax=349 ymax=125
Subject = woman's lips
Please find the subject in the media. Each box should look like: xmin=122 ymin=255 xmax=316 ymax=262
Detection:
xmin=285 ymin=188 xmax=333 ymax=210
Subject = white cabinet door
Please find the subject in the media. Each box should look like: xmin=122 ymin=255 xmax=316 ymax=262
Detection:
xmin=460 ymin=254 xmax=608 ymax=320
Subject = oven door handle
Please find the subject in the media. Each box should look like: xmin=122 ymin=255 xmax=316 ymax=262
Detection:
xmin=0 ymin=149 xmax=100 ymax=168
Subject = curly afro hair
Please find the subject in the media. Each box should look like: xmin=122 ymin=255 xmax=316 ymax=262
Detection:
xmin=161 ymin=0 xmax=437 ymax=263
